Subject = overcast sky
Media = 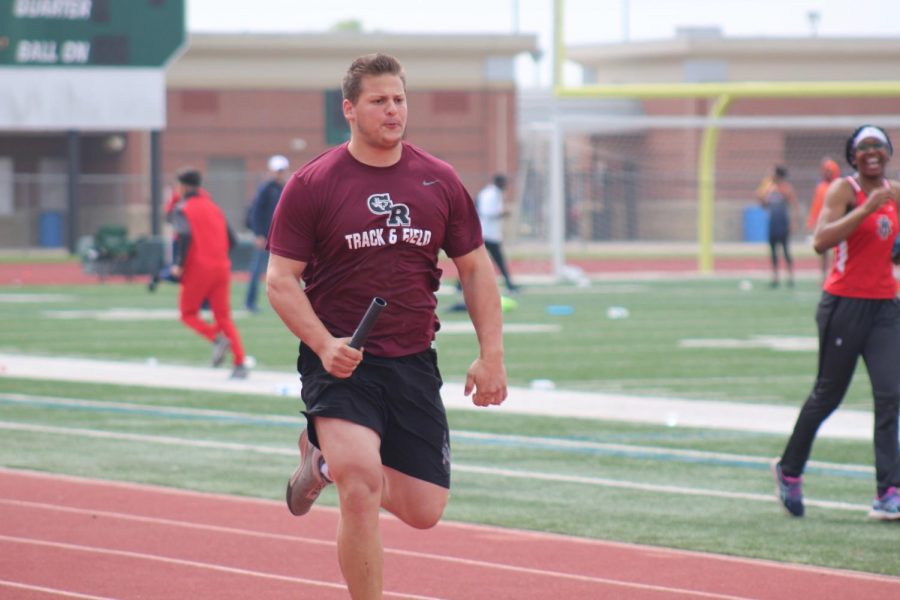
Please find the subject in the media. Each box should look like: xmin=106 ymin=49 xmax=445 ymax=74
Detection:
xmin=188 ymin=0 xmax=900 ymax=86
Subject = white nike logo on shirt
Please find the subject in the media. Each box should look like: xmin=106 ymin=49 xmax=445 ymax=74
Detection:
xmin=422 ymin=180 xmax=439 ymax=186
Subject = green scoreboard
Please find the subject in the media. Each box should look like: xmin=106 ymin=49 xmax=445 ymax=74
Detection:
xmin=0 ymin=0 xmax=186 ymax=67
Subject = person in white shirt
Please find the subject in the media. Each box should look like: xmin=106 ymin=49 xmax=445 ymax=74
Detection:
xmin=475 ymin=174 xmax=518 ymax=293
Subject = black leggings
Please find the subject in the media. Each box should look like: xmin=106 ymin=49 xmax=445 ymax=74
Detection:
xmin=485 ymin=240 xmax=516 ymax=291
xmin=768 ymin=234 xmax=793 ymax=275
xmin=780 ymin=293 xmax=900 ymax=494
xmin=457 ymin=240 xmax=517 ymax=293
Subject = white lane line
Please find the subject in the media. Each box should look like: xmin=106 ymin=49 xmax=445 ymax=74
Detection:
xmin=0 ymin=421 xmax=290 ymax=455
xmin=0 ymin=502 xmax=749 ymax=600
xmin=0 ymin=535 xmax=440 ymax=600
xmin=0 ymin=579 xmax=115 ymax=600
xmin=1 ymin=498 xmax=329 ymax=546
xmin=432 ymin=517 xmax=900 ymax=584
xmin=4 ymin=473 xmax=898 ymax=586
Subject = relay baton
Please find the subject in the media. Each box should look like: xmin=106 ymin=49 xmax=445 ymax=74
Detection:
xmin=348 ymin=297 xmax=387 ymax=349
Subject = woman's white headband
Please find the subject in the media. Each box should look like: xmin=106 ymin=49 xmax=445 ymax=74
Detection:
xmin=852 ymin=126 xmax=889 ymax=150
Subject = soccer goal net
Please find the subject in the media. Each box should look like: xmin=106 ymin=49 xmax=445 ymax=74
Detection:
xmin=512 ymin=94 xmax=900 ymax=275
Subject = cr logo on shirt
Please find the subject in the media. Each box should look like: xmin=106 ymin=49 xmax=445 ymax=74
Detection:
xmin=367 ymin=193 xmax=411 ymax=227
xmin=876 ymin=215 xmax=893 ymax=240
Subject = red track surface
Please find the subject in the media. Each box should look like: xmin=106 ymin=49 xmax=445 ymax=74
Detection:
xmin=1 ymin=469 xmax=897 ymax=599
xmin=0 ymin=263 xmax=251 ymax=286
xmin=0 ymin=256 xmax=820 ymax=286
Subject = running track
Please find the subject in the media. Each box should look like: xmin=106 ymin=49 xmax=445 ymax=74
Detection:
xmin=2 ymin=469 xmax=898 ymax=599
xmin=0 ymin=254 xmax=823 ymax=286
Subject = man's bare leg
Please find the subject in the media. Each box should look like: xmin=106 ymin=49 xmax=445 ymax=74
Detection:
xmin=382 ymin=466 xmax=448 ymax=529
xmin=316 ymin=418 xmax=385 ymax=600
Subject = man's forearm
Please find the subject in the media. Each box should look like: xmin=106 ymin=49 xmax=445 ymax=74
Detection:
xmin=461 ymin=263 xmax=504 ymax=359
xmin=267 ymin=273 xmax=334 ymax=355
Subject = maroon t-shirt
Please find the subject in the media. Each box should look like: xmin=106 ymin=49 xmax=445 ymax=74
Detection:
xmin=268 ymin=142 xmax=483 ymax=357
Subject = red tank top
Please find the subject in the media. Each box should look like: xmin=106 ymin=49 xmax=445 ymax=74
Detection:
xmin=823 ymin=177 xmax=898 ymax=299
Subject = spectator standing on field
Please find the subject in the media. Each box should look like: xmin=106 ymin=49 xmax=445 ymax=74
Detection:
xmin=450 ymin=173 xmax=518 ymax=309
xmin=475 ymin=173 xmax=519 ymax=293
xmin=245 ymin=154 xmax=289 ymax=313
xmin=170 ymin=168 xmax=248 ymax=379
xmin=807 ymin=157 xmax=841 ymax=282
xmin=756 ymin=165 xmax=800 ymax=288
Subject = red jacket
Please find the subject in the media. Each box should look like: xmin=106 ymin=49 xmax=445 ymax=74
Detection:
xmin=172 ymin=189 xmax=235 ymax=274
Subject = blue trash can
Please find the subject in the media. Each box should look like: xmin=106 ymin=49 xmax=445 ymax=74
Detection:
xmin=39 ymin=211 xmax=64 ymax=247
xmin=742 ymin=206 xmax=769 ymax=242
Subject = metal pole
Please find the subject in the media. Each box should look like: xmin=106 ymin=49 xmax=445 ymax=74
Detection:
xmin=553 ymin=0 xmax=563 ymax=92
xmin=550 ymin=121 xmax=565 ymax=281
xmin=551 ymin=0 xmax=565 ymax=281
xmin=66 ymin=130 xmax=80 ymax=255
xmin=150 ymin=130 xmax=162 ymax=237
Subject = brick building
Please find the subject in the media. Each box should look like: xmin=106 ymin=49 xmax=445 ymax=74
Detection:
xmin=0 ymin=32 xmax=537 ymax=248
xmin=540 ymin=31 xmax=900 ymax=242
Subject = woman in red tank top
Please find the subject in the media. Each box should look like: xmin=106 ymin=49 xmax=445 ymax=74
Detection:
xmin=774 ymin=125 xmax=900 ymax=521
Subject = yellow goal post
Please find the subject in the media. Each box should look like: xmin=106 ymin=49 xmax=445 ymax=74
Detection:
xmin=542 ymin=0 xmax=900 ymax=277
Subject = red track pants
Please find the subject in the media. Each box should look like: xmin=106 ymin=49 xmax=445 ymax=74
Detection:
xmin=179 ymin=267 xmax=245 ymax=366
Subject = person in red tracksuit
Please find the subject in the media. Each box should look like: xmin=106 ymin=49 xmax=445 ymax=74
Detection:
xmin=169 ymin=168 xmax=248 ymax=379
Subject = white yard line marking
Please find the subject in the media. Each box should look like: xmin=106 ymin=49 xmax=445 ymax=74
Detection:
xmin=36 ymin=308 xmax=556 ymax=334
xmin=0 ymin=394 xmax=875 ymax=474
xmin=0 ymin=393 xmax=304 ymax=425
xmin=0 ymin=353 xmax=874 ymax=440
xmin=0 ymin=421 xmax=289 ymax=455
xmin=0 ymin=421 xmax=870 ymax=513
xmin=455 ymin=464 xmax=867 ymax=512
xmin=0 ymin=293 xmax=73 ymax=303
xmin=453 ymin=430 xmax=874 ymax=474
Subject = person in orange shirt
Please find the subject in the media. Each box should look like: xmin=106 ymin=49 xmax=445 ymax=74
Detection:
xmin=806 ymin=158 xmax=841 ymax=281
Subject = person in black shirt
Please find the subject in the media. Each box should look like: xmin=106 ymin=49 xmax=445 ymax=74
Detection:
xmin=245 ymin=154 xmax=289 ymax=312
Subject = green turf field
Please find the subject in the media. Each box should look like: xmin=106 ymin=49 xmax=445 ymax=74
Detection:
xmin=1 ymin=277 xmax=896 ymax=576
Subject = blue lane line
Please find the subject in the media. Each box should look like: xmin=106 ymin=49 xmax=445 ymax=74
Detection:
xmin=452 ymin=434 xmax=871 ymax=480
xmin=0 ymin=395 xmax=870 ymax=480
xmin=0 ymin=397 xmax=304 ymax=428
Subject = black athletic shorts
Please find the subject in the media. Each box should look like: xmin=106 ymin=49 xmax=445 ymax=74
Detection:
xmin=297 ymin=343 xmax=451 ymax=489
